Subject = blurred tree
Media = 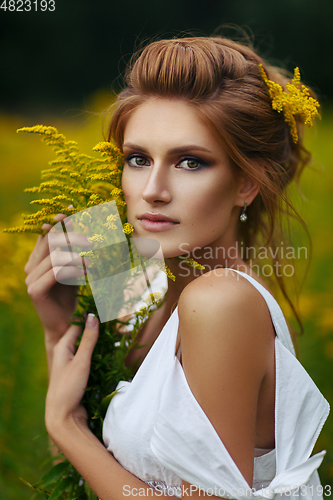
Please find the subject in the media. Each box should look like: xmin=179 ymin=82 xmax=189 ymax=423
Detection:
xmin=0 ymin=0 xmax=332 ymax=115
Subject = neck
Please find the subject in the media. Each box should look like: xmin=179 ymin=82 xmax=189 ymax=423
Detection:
xmin=162 ymin=240 xmax=247 ymax=312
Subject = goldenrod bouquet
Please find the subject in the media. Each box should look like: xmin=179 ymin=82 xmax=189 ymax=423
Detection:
xmin=4 ymin=126 xmax=169 ymax=499
xmin=5 ymin=125 xmax=203 ymax=499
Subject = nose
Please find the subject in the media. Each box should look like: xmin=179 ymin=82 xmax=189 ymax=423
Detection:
xmin=141 ymin=163 xmax=172 ymax=204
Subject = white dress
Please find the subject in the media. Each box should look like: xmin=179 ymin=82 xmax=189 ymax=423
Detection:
xmin=103 ymin=269 xmax=330 ymax=499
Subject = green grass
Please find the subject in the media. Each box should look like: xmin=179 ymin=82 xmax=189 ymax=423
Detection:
xmin=0 ymin=301 xmax=49 ymax=499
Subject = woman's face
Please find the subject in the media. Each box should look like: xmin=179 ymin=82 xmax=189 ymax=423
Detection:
xmin=121 ymin=98 xmax=246 ymax=260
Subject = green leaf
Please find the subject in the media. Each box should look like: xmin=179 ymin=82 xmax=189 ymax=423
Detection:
xmin=19 ymin=477 xmax=50 ymax=497
xmin=37 ymin=461 xmax=69 ymax=488
xmin=48 ymin=476 xmax=74 ymax=500
xmin=40 ymin=453 xmax=66 ymax=468
xmin=100 ymin=387 xmax=123 ymax=418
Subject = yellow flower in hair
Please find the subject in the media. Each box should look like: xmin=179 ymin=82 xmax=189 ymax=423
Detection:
xmin=259 ymin=64 xmax=320 ymax=143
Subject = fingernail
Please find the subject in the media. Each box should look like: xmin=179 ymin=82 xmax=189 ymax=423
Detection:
xmin=86 ymin=313 xmax=98 ymax=328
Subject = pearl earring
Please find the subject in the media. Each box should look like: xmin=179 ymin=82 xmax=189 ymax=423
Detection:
xmin=240 ymin=201 xmax=248 ymax=222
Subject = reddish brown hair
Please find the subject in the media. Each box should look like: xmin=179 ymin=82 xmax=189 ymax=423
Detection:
xmin=106 ymin=36 xmax=317 ymax=334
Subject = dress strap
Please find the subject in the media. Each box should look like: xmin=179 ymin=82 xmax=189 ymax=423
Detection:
xmin=224 ymin=269 xmax=295 ymax=355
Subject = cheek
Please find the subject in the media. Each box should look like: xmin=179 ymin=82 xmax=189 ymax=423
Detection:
xmin=193 ymin=175 xmax=237 ymax=219
xmin=122 ymin=166 xmax=146 ymax=197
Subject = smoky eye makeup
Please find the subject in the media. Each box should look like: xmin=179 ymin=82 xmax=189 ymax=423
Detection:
xmin=123 ymin=143 xmax=213 ymax=171
xmin=176 ymin=156 xmax=208 ymax=170
xmin=124 ymin=154 xmax=150 ymax=167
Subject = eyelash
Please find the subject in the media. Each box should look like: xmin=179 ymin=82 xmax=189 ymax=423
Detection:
xmin=125 ymin=155 xmax=150 ymax=168
xmin=125 ymin=154 xmax=207 ymax=171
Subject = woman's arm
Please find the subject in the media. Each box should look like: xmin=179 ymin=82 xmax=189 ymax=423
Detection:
xmin=45 ymin=315 xmax=179 ymax=500
xmin=177 ymin=268 xmax=275 ymax=493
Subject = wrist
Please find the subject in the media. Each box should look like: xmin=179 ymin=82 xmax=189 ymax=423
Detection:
xmin=44 ymin=324 xmax=70 ymax=357
xmin=44 ymin=321 xmax=70 ymax=342
xmin=45 ymin=410 xmax=91 ymax=448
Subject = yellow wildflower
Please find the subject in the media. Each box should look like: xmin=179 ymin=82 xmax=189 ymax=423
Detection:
xmin=66 ymin=140 xmax=79 ymax=150
xmin=30 ymin=198 xmax=61 ymax=207
xmin=106 ymin=214 xmax=119 ymax=222
xmin=87 ymin=159 xmax=110 ymax=166
xmin=181 ymin=257 xmax=205 ymax=270
xmin=143 ymin=292 xmax=163 ymax=306
xmin=88 ymin=234 xmax=106 ymax=243
xmin=3 ymin=225 xmax=44 ymax=234
xmin=165 ymin=265 xmax=176 ymax=281
xmin=151 ymin=259 xmax=176 ymax=281
xmin=104 ymin=222 xmax=117 ymax=230
xmin=79 ymin=251 xmax=94 ymax=258
xmin=79 ymin=251 xmax=97 ymax=264
xmin=123 ymin=223 xmax=134 ymax=235
xmin=92 ymin=142 xmax=123 ymax=159
xmin=87 ymin=173 xmax=118 ymax=182
xmin=17 ymin=125 xmax=58 ymax=136
xmin=53 ymin=195 xmax=74 ymax=202
xmin=111 ymin=188 xmax=123 ymax=197
xmin=92 ymin=142 xmax=114 ymax=154
xmin=68 ymin=187 xmax=96 ymax=197
xmin=80 ymin=211 xmax=92 ymax=223
xmin=87 ymin=194 xmax=104 ymax=207
xmin=69 ymin=172 xmax=81 ymax=179
xmin=104 ymin=214 xmax=120 ymax=230
xmin=77 ymin=154 xmax=95 ymax=161
xmin=22 ymin=208 xmax=54 ymax=219
xmin=24 ymin=181 xmax=62 ymax=194
xmin=48 ymin=159 xmax=72 ymax=166
xmin=259 ymin=64 xmax=321 ymax=143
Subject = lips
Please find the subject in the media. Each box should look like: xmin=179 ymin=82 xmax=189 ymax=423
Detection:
xmin=137 ymin=213 xmax=179 ymax=232
xmin=138 ymin=213 xmax=179 ymax=223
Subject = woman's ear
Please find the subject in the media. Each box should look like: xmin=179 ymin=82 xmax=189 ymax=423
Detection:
xmin=236 ymin=175 xmax=260 ymax=207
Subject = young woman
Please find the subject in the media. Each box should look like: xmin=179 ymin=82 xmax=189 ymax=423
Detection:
xmin=24 ymin=36 xmax=329 ymax=499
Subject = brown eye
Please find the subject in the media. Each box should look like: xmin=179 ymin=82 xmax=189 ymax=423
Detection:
xmin=127 ymin=156 xmax=148 ymax=167
xmin=177 ymin=158 xmax=205 ymax=170
xmin=186 ymin=159 xmax=199 ymax=169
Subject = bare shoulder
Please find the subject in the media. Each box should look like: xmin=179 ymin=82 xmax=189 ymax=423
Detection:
xmin=178 ymin=268 xmax=275 ymax=354
xmin=177 ymin=267 xmax=275 ymax=401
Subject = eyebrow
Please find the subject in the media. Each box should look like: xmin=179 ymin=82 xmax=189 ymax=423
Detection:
xmin=122 ymin=142 xmax=213 ymax=155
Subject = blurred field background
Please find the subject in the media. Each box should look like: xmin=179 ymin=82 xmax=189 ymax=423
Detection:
xmin=1 ymin=0 xmax=333 ymax=498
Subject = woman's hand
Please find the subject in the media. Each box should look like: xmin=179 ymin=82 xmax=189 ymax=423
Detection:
xmin=45 ymin=313 xmax=99 ymax=440
xmin=24 ymin=212 xmax=91 ymax=350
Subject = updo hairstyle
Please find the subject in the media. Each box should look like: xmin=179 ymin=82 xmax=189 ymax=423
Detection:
xmin=106 ymin=36 xmax=317 ymax=331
